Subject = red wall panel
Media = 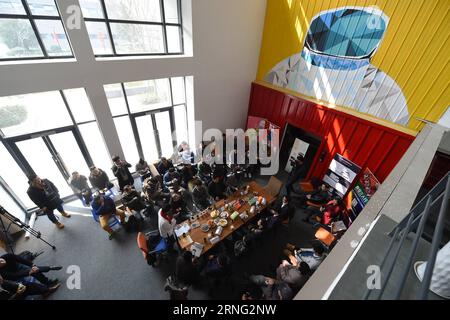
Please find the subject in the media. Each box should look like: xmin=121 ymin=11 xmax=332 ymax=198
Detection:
xmin=248 ymin=83 xmax=416 ymax=183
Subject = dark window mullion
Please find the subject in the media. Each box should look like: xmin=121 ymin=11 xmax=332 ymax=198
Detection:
xmin=120 ymin=83 xmax=144 ymax=160
xmin=59 ymin=90 xmax=94 ymax=167
xmin=151 ymin=114 xmax=162 ymax=158
xmin=20 ymin=0 xmax=48 ymax=57
xmin=168 ymin=78 xmax=177 ymax=145
xmin=178 ymin=0 xmax=184 ymax=54
xmin=99 ymin=0 xmax=117 ymax=55
xmin=160 ymin=0 xmax=168 ymax=54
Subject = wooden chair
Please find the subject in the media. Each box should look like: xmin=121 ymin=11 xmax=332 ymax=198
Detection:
xmin=264 ymin=176 xmax=283 ymax=198
xmin=315 ymin=227 xmax=336 ymax=249
xmin=299 ymin=181 xmax=314 ymax=193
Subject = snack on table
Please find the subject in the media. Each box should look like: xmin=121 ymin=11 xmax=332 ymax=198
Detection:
xmin=210 ymin=210 xmax=218 ymax=218
xmin=220 ymin=211 xmax=229 ymax=219
xmin=218 ymin=218 xmax=228 ymax=227
xmin=230 ymin=211 xmax=239 ymax=220
xmin=207 ymin=219 xmax=215 ymax=227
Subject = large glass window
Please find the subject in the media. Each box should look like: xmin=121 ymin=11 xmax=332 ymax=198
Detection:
xmin=0 ymin=87 xmax=111 ymax=212
xmin=79 ymin=0 xmax=183 ymax=57
xmin=0 ymin=0 xmax=73 ymax=61
xmin=113 ymin=116 xmax=139 ymax=165
xmin=0 ymin=91 xmax=73 ymax=137
xmin=124 ymin=78 xmax=171 ymax=113
xmin=0 ymin=142 xmax=34 ymax=209
xmin=104 ymin=76 xmax=190 ymax=162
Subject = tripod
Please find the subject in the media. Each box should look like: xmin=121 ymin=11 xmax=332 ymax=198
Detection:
xmin=0 ymin=205 xmax=56 ymax=254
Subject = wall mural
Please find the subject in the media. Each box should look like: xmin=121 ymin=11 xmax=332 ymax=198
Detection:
xmin=265 ymin=6 xmax=410 ymax=126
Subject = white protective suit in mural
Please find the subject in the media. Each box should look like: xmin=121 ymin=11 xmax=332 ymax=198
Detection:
xmin=265 ymin=6 xmax=410 ymax=126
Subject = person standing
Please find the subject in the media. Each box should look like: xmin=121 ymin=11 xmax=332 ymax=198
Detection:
xmin=69 ymin=171 xmax=92 ymax=206
xmin=111 ymin=156 xmax=134 ymax=191
xmin=89 ymin=166 xmax=113 ymax=190
xmin=27 ymin=174 xmax=70 ymax=229
xmin=285 ymin=155 xmax=306 ymax=195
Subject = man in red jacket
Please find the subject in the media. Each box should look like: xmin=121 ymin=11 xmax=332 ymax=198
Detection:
xmin=320 ymin=198 xmax=345 ymax=225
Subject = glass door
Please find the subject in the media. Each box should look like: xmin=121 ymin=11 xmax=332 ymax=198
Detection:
xmin=15 ymin=130 xmax=91 ymax=198
xmin=16 ymin=137 xmax=73 ymax=197
xmin=154 ymin=111 xmax=174 ymax=158
xmin=135 ymin=114 xmax=160 ymax=162
xmin=48 ymin=131 xmax=91 ymax=179
xmin=134 ymin=110 xmax=175 ymax=161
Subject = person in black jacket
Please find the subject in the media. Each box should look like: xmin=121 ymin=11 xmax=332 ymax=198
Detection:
xmin=285 ymin=155 xmax=306 ymax=195
xmin=265 ymin=195 xmax=294 ymax=228
xmin=175 ymin=251 xmax=200 ymax=287
xmin=0 ymin=254 xmax=61 ymax=298
xmin=122 ymin=185 xmax=152 ymax=217
xmin=89 ymin=166 xmax=113 ymax=190
xmin=69 ymin=171 xmax=92 ymax=206
xmin=27 ymin=174 xmax=70 ymax=229
xmin=112 ymin=156 xmax=134 ymax=191
xmin=208 ymin=176 xmax=227 ymax=201
xmin=157 ymin=157 xmax=174 ymax=176
xmin=298 ymin=183 xmax=330 ymax=207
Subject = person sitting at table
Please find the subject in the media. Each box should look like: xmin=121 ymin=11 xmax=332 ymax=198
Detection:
xmin=192 ymin=178 xmax=211 ymax=211
xmin=179 ymin=163 xmax=197 ymax=191
xmin=303 ymin=197 xmax=345 ymax=224
xmin=208 ymin=176 xmax=228 ymax=201
xmin=212 ymin=163 xmax=227 ymax=181
xmin=248 ymin=275 xmax=293 ymax=300
xmin=142 ymin=176 xmax=170 ymax=207
xmin=269 ymin=195 xmax=294 ymax=222
xmin=204 ymin=254 xmax=231 ymax=279
xmin=69 ymin=171 xmax=92 ymax=206
xmin=157 ymin=157 xmax=174 ymax=176
xmin=175 ymin=251 xmax=201 ymax=287
xmin=89 ymin=166 xmax=113 ymax=191
xmin=276 ymin=260 xmax=311 ymax=290
xmin=135 ymin=158 xmax=152 ymax=182
xmin=163 ymin=167 xmax=181 ymax=189
xmin=91 ymin=192 xmax=126 ymax=240
xmin=247 ymin=218 xmax=267 ymax=238
xmin=298 ymin=183 xmax=330 ymax=208
xmin=121 ymin=185 xmax=152 ymax=218
xmin=158 ymin=204 xmax=177 ymax=252
xmin=197 ymin=160 xmax=212 ymax=184
xmin=170 ymin=193 xmax=190 ymax=223
xmin=283 ymin=242 xmax=325 ymax=271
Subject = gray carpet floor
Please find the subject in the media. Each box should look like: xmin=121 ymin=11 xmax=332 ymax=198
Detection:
xmin=12 ymin=172 xmax=316 ymax=300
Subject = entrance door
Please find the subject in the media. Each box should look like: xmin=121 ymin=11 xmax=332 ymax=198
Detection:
xmin=15 ymin=130 xmax=90 ymax=198
xmin=134 ymin=110 xmax=175 ymax=162
xmin=280 ymin=123 xmax=322 ymax=178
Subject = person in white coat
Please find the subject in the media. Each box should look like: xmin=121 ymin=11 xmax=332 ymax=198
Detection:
xmin=158 ymin=204 xmax=177 ymax=252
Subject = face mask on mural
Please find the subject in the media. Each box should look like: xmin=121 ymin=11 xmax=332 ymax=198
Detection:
xmin=265 ymin=6 xmax=410 ymax=126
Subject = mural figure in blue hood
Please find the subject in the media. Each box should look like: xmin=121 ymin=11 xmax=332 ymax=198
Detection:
xmin=265 ymin=6 xmax=409 ymax=126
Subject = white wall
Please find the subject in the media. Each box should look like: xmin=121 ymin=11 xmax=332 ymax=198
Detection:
xmin=0 ymin=0 xmax=267 ymax=159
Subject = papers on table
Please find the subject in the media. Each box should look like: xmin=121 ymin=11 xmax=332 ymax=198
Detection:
xmin=175 ymin=223 xmax=191 ymax=238
xmin=179 ymin=235 xmax=193 ymax=248
xmin=191 ymin=242 xmax=204 ymax=257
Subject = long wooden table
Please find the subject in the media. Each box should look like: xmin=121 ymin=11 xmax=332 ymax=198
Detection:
xmin=174 ymin=181 xmax=276 ymax=256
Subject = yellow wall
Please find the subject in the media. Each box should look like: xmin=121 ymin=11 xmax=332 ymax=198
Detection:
xmin=257 ymin=0 xmax=450 ymax=131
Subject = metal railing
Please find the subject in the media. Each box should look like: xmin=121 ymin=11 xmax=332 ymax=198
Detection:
xmin=363 ymin=171 xmax=450 ymax=300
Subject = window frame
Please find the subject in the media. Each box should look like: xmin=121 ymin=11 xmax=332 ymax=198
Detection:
xmin=0 ymin=0 xmax=74 ymax=62
xmin=83 ymin=0 xmax=184 ymax=58
xmin=106 ymin=77 xmax=189 ymax=162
